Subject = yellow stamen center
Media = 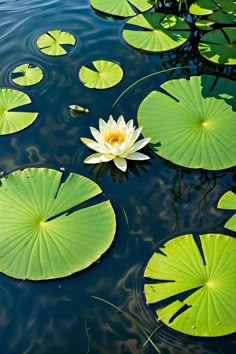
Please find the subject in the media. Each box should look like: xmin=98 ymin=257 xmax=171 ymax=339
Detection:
xmin=104 ymin=130 xmax=126 ymax=146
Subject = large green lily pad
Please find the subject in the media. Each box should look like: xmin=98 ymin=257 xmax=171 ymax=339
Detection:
xmin=137 ymin=75 xmax=236 ymax=170
xmin=36 ymin=30 xmax=76 ymax=56
xmin=11 ymin=64 xmax=43 ymax=86
xmin=79 ymin=60 xmax=123 ymax=89
xmin=198 ymin=27 xmax=236 ymax=65
xmin=90 ymin=0 xmax=154 ymax=17
xmin=0 ymin=168 xmax=116 ymax=280
xmin=144 ymin=233 xmax=236 ymax=336
xmin=217 ymin=191 xmax=236 ymax=232
xmin=122 ymin=13 xmax=190 ymax=52
xmin=190 ymin=0 xmax=236 ymax=24
xmin=0 ymin=88 xmax=38 ymax=135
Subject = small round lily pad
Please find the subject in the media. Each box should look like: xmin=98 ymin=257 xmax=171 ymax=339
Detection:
xmin=11 ymin=63 xmax=43 ymax=86
xmin=122 ymin=13 xmax=190 ymax=52
xmin=138 ymin=75 xmax=236 ymax=170
xmin=198 ymin=27 xmax=236 ymax=65
xmin=36 ymin=30 xmax=76 ymax=56
xmin=90 ymin=0 xmax=154 ymax=17
xmin=0 ymin=168 xmax=116 ymax=280
xmin=79 ymin=60 xmax=123 ymax=89
xmin=144 ymin=233 xmax=236 ymax=336
xmin=0 ymin=88 xmax=38 ymax=135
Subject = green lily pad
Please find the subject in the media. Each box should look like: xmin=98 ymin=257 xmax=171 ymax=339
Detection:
xmin=122 ymin=13 xmax=190 ymax=52
xmin=198 ymin=27 xmax=236 ymax=65
xmin=36 ymin=30 xmax=76 ymax=56
xmin=195 ymin=19 xmax=214 ymax=30
xmin=217 ymin=191 xmax=236 ymax=232
xmin=0 ymin=88 xmax=38 ymax=135
xmin=90 ymin=0 xmax=154 ymax=17
xmin=144 ymin=233 xmax=236 ymax=337
xmin=0 ymin=168 xmax=116 ymax=280
xmin=11 ymin=64 xmax=43 ymax=86
xmin=190 ymin=0 xmax=236 ymax=24
xmin=137 ymin=75 xmax=236 ymax=170
xmin=79 ymin=60 xmax=123 ymax=89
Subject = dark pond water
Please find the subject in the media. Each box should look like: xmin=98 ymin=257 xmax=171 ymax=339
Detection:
xmin=0 ymin=0 xmax=236 ymax=353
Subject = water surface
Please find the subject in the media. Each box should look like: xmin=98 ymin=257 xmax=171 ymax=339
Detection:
xmin=0 ymin=1 xmax=235 ymax=353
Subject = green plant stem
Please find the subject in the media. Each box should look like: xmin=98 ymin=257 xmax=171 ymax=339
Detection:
xmin=112 ymin=66 xmax=189 ymax=108
xmin=92 ymin=296 xmax=162 ymax=353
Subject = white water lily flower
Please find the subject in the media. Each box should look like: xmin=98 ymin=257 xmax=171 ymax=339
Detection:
xmin=81 ymin=115 xmax=151 ymax=172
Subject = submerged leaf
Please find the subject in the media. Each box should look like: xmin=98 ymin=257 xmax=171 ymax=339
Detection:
xmin=144 ymin=233 xmax=236 ymax=336
xmin=69 ymin=105 xmax=89 ymax=113
xmin=0 ymin=88 xmax=38 ymax=135
xmin=0 ymin=168 xmax=116 ymax=280
xmin=138 ymin=75 xmax=236 ymax=170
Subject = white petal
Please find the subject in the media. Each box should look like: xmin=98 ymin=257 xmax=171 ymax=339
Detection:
xmin=126 ymin=119 xmax=134 ymax=131
xmin=117 ymin=115 xmax=126 ymax=129
xmin=127 ymin=127 xmax=142 ymax=146
xmin=90 ymin=127 xmax=103 ymax=144
xmin=127 ymin=138 xmax=151 ymax=153
xmin=126 ymin=152 xmax=150 ymax=160
xmin=84 ymin=153 xmax=114 ymax=164
xmin=104 ymin=141 xmax=113 ymax=150
xmin=111 ymin=146 xmax=123 ymax=156
xmin=113 ymin=157 xmax=127 ymax=172
xmin=108 ymin=115 xmax=116 ymax=129
xmin=99 ymin=118 xmax=107 ymax=133
xmin=80 ymin=138 xmax=109 ymax=153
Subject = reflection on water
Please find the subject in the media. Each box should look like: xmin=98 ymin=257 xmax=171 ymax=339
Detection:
xmin=0 ymin=0 xmax=235 ymax=353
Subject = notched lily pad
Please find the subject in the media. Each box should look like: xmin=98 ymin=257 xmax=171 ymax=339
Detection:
xmin=198 ymin=27 xmax=236 ymax=65
xmin=90 ymin=0 xmax=154 ymax=18
xmin=0 ymin=88 xmax=38 ymax=135
xmin=122 ymin=13 xmax=190 ymax=52
xmin=36 ymin=30 xmax=76 ymax=56
xmin=217 ymin=191 xmax=236 ymax=232
xmin=11 ymin=63 xmax=44 ymax=86
xmin=195 ymin=19 xmax=214 ymax=30
xmin=79 ymin=60 xmax=123 ymax=89
xmin=138 ymin=75 xmax=236 ymax=170
xmin=190 ymin=0 xmax=236 ymax=25
xmin=144 ymin=233 xmax=236 ymax=336
xmin=0 ymin=168 xmax=116 ymax=280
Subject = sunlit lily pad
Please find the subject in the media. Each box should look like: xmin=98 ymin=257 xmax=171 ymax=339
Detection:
xmin=79 ymin=60 xmax=123 ymax=89
xmin=217 ymin=191 xmax=236 ymax=232
xmin=138 ymin=75 xmax=236 ymax=170
xmin=144 ymin=233 xmax=236 ymax=336
xmin=190 ymin=0 xmax=236 ymax=24
xmin=36 ymin=30 xmax=76 ymax=56
xmin=11 ymin=64 xmax=43 ymax=86
xmin=195 ymin=19 xmax=214 ymax=30
xmin=122 ymin=13 xmax=190 ymax=52
xmin=198 ymin=27 xmax=236 ymax=65
xmin=0 ymin=168 xmax=116 ymax=280
xmin=0 ymin=88 xmax=38 ymax=135
xmin=90 ymin=0 xmax=154 ymax=17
